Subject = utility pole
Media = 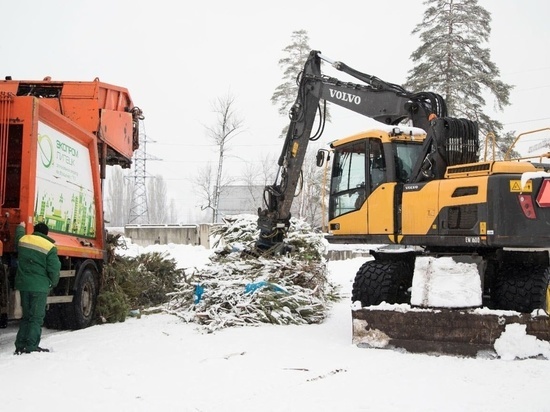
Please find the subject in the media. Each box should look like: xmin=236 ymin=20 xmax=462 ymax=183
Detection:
xmin=128 ymin=122 xmax=159 ymax=224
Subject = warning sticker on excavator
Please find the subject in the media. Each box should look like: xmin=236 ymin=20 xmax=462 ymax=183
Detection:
xmin=510 ymin=180 xmax=532 ymax=192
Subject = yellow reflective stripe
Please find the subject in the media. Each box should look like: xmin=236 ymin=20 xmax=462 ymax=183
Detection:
xmin=546 ymin=286 xmax=550 ymax=314
xmin=18 ymin=235 xmax=54 ymax=255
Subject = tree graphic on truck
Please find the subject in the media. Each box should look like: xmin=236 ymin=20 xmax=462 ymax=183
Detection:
xmin=35 ymin=122 xmax=96 ymax=238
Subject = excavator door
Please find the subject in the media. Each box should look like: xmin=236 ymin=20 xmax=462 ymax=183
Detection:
xmin=328 ymin=136 xmax=396 ymax=243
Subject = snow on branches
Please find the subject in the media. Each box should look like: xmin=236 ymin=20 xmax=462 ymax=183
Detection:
xmin=165 ymin=214 xmax=337 ymax=332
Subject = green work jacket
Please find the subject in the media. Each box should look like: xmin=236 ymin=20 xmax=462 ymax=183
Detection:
xmin=15 ymin=225 xmax=61 ymax=293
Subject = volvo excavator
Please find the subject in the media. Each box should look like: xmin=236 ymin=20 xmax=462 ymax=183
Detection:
xmin=257 ymin=50 xmax=550 ymax=356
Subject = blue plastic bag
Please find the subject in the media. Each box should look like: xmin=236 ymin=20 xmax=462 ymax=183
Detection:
xmin=245 ymin=281 xmax=287 ymax=294
xmin=194 ymin=284 xmax=204 ymax=304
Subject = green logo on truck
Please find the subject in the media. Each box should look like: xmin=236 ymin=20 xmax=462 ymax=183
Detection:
xmin=38 ymin=134 xmax=54 ymax=168
xmin=56 ymin=139 xmax=79 ymax=166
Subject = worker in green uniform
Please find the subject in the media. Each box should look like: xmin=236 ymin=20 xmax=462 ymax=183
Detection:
xmin=14 ymin=222 xmax=60 ymax=354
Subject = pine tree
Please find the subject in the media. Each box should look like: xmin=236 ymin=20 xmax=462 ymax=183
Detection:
xmin=406 ymin=0 xmax=514 ymax=158
xmin=270 ymin=30 xmax=330 ymax=226
xmin=271 ymin=29 xmax=330 ymax=138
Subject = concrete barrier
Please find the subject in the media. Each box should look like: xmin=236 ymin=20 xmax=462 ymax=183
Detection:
xmin=326 ymin=250 xmax=371 ymax=261
xmin=123 ymin=224 xmax=214 ymax=248
xmin=120 ymin=224 xmax=374 ymax=260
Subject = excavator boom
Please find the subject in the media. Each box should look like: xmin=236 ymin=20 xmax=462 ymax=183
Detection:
xmin=257 ymin=51 xmax=449 ymax=251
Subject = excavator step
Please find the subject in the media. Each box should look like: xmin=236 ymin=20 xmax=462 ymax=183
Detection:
xmin=352 ymin=308 xmax=550 ymax=357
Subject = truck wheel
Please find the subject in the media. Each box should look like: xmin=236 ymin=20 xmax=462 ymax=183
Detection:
xmin=493 ymin=265 xmax=550 ymax=313
xmin=64 ymin=267 xmax=98 ymax=330
xmin=351 ymin=260 xmax=412 ymax=306
xmin=44 ymin=304 xmax=66 ymax=330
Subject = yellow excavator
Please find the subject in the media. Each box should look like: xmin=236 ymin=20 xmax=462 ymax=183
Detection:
xmin=257 ymin=50 xmax=549 ymax=356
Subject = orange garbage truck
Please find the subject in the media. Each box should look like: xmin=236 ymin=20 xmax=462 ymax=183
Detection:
xmin=0 ymin=76 xmax=143 ymax=329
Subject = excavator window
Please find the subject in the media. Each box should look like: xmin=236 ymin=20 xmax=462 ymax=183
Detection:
xmin=329 ymin=139 xmax=387 ymax=219
xmin=369 ymin=140 xmax=386 ymax=190
xmin=330 ymin=142 xmax=366 ymax=218
xmin=393 ymin=142 xmax=423 ymax=183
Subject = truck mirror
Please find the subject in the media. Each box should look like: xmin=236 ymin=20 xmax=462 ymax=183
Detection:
xmin=316 ymin=150 xmax=326 ymax=167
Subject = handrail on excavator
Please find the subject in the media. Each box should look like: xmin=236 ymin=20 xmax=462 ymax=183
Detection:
xmin=504 ymin=127 xmax=550 ymax=160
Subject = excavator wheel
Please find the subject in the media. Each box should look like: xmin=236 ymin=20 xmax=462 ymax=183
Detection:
xmin=492 ymin=265 xmax=550 ymax=313
xmin=351 ymin=260 xmax=413 ymax=307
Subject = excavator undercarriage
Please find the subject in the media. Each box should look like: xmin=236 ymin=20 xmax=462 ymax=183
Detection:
xmin=349 ymin=247 xmax=550 ymax=357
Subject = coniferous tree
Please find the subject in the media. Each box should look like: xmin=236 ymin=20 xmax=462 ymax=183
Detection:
xmin=271 ymin=30 xmax=311 ymax=119
xmin=406 ymin=0 xmax=513 ymax=157
xmin=270 ymin=30 xmax=331 ymax=226
xmin=271 ymin=29 xmax=330 ymax=138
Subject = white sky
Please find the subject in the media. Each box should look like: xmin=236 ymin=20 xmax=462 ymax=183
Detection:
xmin=3 ymin=0 xmax=550 ymax=221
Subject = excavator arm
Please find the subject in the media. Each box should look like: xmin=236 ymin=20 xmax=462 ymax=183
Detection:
xmin=256 ymin=50 xmax=449 ymax=252
xmin=311 ymin=53 xmax=446 ymax=131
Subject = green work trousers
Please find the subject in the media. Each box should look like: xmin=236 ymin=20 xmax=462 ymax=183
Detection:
xmin=15 ymin=291 xmax=48 ymax=352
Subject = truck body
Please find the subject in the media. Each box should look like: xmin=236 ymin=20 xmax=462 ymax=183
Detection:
xmin=257 ymin=51 xmax=549 ymax=355
xmin=0 ymin=77 xmax=142 ymax=329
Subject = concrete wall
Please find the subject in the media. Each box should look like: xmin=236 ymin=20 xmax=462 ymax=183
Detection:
xmin=124 ymin=224 xmax=214 ymax=248
xmin=122 ymin=224 xmax=372 ymax=260
xmin=325 ymin=250 xmax=371 ymax=261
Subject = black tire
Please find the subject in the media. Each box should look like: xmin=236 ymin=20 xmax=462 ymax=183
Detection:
xmin=64 ymin=267 xmax=98 ymax=330
xmin=44 ymin=304 xmax=66 ymax=330
xmin=493 ymin=265 xmax=550 ymax=313
xmin=351 ymin=260 xmax=413 ymax=306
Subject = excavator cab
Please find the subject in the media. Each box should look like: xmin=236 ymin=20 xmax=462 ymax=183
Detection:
xmin=326 ymin=126 xmax=427 ymax=242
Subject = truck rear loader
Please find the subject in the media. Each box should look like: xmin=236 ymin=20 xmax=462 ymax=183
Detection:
xmin=257 ymin=51 xmax=550 ymax=356
xmin=0 ymin=76 xmax=143 ymax=330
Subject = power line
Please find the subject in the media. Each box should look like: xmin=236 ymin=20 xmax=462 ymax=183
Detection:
xmin=504 ymin=117 xmax=550 ymax=126
xmin=127 ymin=121 xmax=161 ymax=224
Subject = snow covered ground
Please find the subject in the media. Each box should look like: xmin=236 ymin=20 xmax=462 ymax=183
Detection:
xmin=1 ymin=241 xmax=549 ymax=412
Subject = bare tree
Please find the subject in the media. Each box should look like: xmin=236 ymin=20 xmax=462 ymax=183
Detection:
xmin=168 ymin=199 xmax=179 ymax=223
xmin=292 ymin=147 xmax=327 ymax=228
xmin=194 ymin=163 xmax=216 ymax=222
xmin=203 ymin=92 xmax=245 ymax=222
xmin=194 ymin=162 xmax=238 ymax=223
xmin=106 ymin=166 xmax=133 ymax=227
xmin=239 ymin=153 xmax=278 ymax=210
xmin=147 ymin=175 xmax=170 ymax=224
